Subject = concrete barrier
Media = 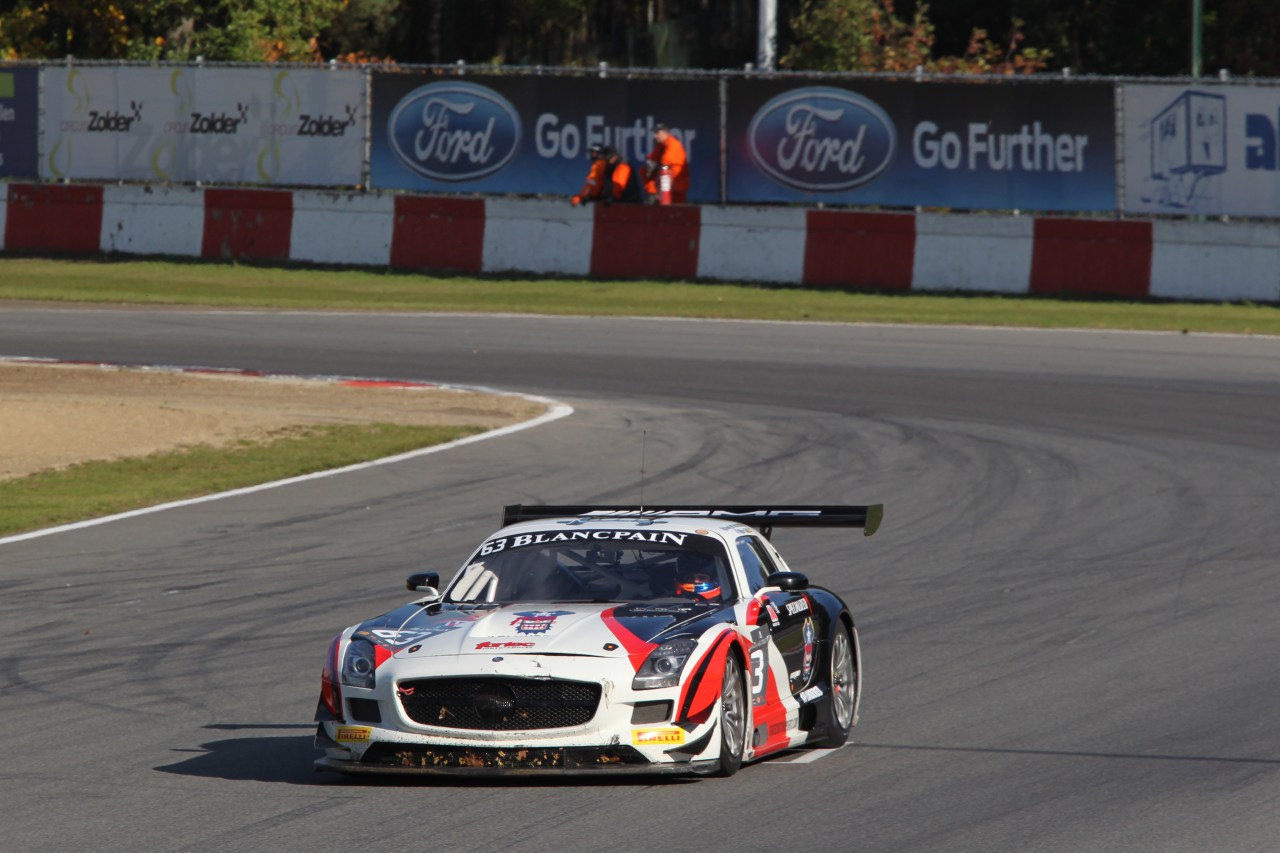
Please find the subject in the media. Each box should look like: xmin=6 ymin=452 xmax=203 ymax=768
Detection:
xmin=696 ymin=206 xmax=806 ymax=284
xmin=292 ymin=191 xmax=393 ymax=267
xmin=1151 ymin=220 xmax=1280 ymax=303
xmin=1 ymin=183 xmax=1273 ymax=303
xmin=913 ymin=214 xmax=1034 ymax=294
xmin=101 ymin=184 xmax=204 ymax=258
xmin=804 ymin=210 xmax=916 ymax=291
xmin=484 ymin=198 xmax=593 ymax=276
xmin=391 ymin=196 xmax=485 ymax=274
xmin=5 ymin=184 xmax=103 ymax=255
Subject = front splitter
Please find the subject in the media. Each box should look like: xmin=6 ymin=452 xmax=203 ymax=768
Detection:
xmin=313 ymin=755 xmax=719 ymax=778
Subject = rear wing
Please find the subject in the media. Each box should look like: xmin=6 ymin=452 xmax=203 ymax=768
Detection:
xmin=501 ymin=504 xmax=883 ymax=539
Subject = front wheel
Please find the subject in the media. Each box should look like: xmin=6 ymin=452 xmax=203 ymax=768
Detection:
xmin=815 ymin=623 xmax=860 ymax=748
xmin=713 ymin=653 xmax=748 ymax=776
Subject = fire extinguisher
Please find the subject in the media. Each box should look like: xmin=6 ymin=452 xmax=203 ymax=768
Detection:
xmin=658 ymin=164 xmax=672 ymax=205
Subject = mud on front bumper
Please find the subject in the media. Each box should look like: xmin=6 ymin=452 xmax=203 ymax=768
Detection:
xmin=313 ymin=724 xmax=720 ymax=777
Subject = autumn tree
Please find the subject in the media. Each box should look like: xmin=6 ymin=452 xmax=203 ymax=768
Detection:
xmin=0 ymin=0 xmax=193 ymax=60
xmin=781 ymin=0 xmax=1050 ymax=74
xmin=0 ymin=0 xmax=350 ymax=62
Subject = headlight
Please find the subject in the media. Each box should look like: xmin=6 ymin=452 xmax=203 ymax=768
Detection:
xmin=341 ymin=637 xmax=378 ymax=690
xmin=632 ymin=639 xmax=698 ymax=690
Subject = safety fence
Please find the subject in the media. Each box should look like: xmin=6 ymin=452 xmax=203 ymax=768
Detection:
xmin=3 ymin=62 xmax=1280 ymax=218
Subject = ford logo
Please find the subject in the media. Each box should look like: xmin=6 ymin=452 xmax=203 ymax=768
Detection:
xmin=747 ymin=87 xmax=897 ymax=192
xmin=387 ymin=81 xmax=522 ymax=182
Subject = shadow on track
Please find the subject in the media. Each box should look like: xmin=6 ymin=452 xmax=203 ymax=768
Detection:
xmin=155 ymin=725 xmax=699 ymax=787
xmin=156 ymin=726 xmax=319 ymax=785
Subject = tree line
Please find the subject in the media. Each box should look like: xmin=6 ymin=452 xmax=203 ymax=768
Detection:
xmin=1 ymin=0 xmax=1277 ymax=77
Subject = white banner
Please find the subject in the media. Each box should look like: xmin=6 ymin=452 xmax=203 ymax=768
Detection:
xmin=43 ymin=66 xmax=364 ymax=186
xmin=1123 ymin=83 xmax=1280 ymax=217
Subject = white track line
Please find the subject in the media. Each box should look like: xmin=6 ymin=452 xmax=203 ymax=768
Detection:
xmin=0 ymin=363 xmax=573 ymax=547
xmin=771 ymin=744 xmax=856 ymax=765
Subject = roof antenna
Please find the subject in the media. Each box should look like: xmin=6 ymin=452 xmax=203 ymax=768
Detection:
xmin=639 ymin=430 xmax=647 ymax=512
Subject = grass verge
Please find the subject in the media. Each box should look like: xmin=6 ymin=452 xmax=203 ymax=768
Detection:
xmin=1 ymin=256 xmax=1278 ymax=335
xmin=0 ymin=423 xmax=481 ymax=537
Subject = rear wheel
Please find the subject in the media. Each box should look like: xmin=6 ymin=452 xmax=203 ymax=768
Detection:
xmin=815 ymin=623 xmax=859 ymax=748
xmin=713 ymin=654 xmax=748 ymax=776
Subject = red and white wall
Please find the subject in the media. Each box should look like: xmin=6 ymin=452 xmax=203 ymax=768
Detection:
xmin=1 ymin=183 xmax=1277 ymax=303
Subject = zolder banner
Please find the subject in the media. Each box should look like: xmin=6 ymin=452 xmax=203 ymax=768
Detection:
xmin=369 ymin=73 xmax=720 ymax=202
xmin=1123 ymin=83 xmax=1280 ymax=217
xmin=725 ymin=79 xmax=1117 ymax=212
xmin=0 ymin=67 xmax=39 ymax=178
xmin=41 ymin=66 xmax=365 ymax=186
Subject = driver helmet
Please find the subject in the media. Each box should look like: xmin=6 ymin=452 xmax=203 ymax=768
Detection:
xmin=674 ymin=553 xmax=721 ymax=601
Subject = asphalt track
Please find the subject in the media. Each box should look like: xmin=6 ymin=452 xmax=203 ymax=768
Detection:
xmin=2 ymin=308 xmax=1279 ymax=853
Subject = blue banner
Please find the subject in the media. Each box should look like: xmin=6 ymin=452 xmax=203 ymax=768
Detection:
xmin=727 ymin=79 xmax=1116 ymax=211
xmin=0 ymin=67 xmax=39 ymax=178
xmin=370 ymin=73 xmax=720 ymax=202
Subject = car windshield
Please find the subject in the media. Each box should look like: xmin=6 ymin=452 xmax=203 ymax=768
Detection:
xmin=445 ymin=528 xmax=735 ymax=604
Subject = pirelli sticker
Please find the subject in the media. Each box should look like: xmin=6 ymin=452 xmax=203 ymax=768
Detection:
xmin=335 ymin=726 xmax=372 ymax=743
xmin=631 ymin=727 xmax=686 ymax=746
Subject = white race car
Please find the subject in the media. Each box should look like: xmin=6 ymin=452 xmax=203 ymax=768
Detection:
xmin=314 ymin=503 xmax=882 ymax=776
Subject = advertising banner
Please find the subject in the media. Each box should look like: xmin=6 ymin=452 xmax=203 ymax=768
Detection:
xmin=1123 ymin=83 xmax=1280 ymax=217
xmin=0 ymin=67 xmax=39 ymax=178
xmin=369 ymin=73 xmax=719 ymax=202
xmin=42 ymin=66 xmax=363 ymax=185
xmin=726 ymin=79 xmax=1116 ymax=211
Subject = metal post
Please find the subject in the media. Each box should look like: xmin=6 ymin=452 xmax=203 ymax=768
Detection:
xmin=757 ymin=0 xmax=776 ymax=72
xmin=361 ymin=65 xmax=372 ymax=192
xmin=1191 ymin=0 xmax=1202 ymax=77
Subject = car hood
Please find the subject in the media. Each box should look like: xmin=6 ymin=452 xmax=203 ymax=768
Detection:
xmin=352 ymin=600 xmax=729 ymax=661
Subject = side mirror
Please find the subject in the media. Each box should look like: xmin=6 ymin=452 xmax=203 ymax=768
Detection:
xmin=767 ymin=571 xmax=809 ymax=591
xmin=406 ymin=571 xmax=440 ymax=593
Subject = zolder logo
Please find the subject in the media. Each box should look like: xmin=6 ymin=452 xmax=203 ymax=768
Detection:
xmin=189 ymin=103 xmax=249 ymax=135
xmin=387 ymin=81 xmax=522 ymax=182
xmin=88 ymin=100 xmax=143 ymax=133
xmin=747 ymin=86 xmax=897 ymax=192
xmin=299 ymin=104 xmax=358 ymax=138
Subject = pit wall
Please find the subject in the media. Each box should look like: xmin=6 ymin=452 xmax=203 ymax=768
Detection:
xmin=2 ymin=184 xmax=1277 ymax=303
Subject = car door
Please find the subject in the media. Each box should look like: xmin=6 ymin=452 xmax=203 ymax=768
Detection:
xmin=736 ymin=535 xmax=816 ymax=698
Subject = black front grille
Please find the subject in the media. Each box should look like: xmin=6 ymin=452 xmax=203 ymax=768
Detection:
xmin=397 ymin=677 xmax=601 ymax=730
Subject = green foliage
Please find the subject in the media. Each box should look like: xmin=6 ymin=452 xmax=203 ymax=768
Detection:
xmin=318 ymin=0 xmax=401 ymax=63
xmin=782 ymin=0 xmax=932 ymax=72
xmin=0 ymin=0 xmax=346 ymax=61
xmin=782 ymin=0 xmax=1049 ymax=73
xmin=1 ymin=0 xmax=1279 ymax=80
xmin=186 ymin=0 xmax=345 ymax=62
xmin=0 ymin=0 xmax=195 ymax=60
xmin=492 ymin=0 xmax=595 ymax=65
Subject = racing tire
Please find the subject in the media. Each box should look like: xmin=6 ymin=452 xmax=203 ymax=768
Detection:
xmin=815 ymin=623 xmax=860 ymax=749
xmin=712 ymin=653 xmax=748 ymax=777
